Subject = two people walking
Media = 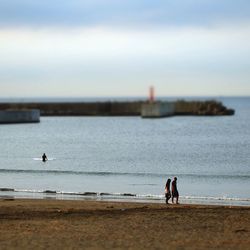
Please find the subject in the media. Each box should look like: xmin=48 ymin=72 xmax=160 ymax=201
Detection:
xmin=165 ymin=177 xmax=179 ymax=204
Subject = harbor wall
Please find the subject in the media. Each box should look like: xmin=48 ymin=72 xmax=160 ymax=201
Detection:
xmin=174 ymin=100 xmax=235 ymax=115
xmin=0 ymin=102 xmax=142 ymax=116
xmin=0 ymin=100 xmax=234 ymax=117
xmin=0 ymin=110 xmax=40 ymax=123
xmin=141 ymin=102 xmax=175 ymax=118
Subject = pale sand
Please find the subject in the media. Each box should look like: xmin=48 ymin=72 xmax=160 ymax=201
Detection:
xmin=0 ymin=199 xmax=249 ymax=249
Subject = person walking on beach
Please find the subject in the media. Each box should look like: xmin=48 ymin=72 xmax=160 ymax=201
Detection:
xmin=165 ymin=179 xmax=171 ymax=204
xmin=171 ymin=177 xmax=179 ymax=204
xmin=42 ymin=153 xmax=48 ymax=162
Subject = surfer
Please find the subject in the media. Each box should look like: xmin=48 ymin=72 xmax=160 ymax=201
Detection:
xmin=42 ymin=153 xmax=48 ymax=162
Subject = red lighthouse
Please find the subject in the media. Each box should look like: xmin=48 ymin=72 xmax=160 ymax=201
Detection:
xmin=149 ymin=86 xmax=155 ymax=103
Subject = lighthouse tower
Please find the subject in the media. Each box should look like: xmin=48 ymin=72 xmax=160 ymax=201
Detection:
xmin=141 ymin=86 xmax=174 ymax=118
xmin=149 ymin=86 xmax=155 ymax=103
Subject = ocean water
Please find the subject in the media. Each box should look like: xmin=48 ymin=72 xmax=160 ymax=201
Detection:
xmin=0 ymin=97 xmax=249 ymax=206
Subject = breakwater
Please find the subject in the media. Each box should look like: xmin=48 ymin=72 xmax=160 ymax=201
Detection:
xmin=0 ymin=102 xmax=142 ymax=116
xmin=174 ymin=100 xmax=234 ymax=115
xmin=0 ymin=100 xmax=234 ymax=117
xmin=0 ymin=110 xmax=40 ymax=123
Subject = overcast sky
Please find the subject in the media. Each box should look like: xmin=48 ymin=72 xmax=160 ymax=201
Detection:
xmin=0 ymin=0 xmax=250 ymax=98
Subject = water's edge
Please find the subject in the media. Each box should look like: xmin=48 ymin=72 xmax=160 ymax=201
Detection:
xmin=1 ymin=188 xmax=249 ymax=207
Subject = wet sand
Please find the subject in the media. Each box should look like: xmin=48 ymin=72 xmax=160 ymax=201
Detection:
xmin=0 ymin=199 xmax=249 ymax=249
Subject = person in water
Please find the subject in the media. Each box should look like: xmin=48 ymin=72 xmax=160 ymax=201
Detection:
xmin=165 ymin=178 xmax=171 ymax=204
xmin=42 ymin=153 xmax=48 ymax=162
xmin=171 ymin=177 xmax=179 ymax=204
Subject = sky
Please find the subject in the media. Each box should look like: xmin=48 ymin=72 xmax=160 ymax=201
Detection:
xmin=0 ymin=0 xmax=250 ymax=98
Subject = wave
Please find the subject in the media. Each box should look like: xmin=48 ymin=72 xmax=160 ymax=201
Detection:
xmin=1 ymin=188 xmax=250 ymax=203
xmin=0 ymin=168 xmax=250 ymax=179
xmin=0 ymin=188 xmax=137 ymax=197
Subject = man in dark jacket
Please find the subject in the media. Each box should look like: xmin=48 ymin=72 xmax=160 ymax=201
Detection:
xmin=171 ymin=177 xmax=179 ymax=204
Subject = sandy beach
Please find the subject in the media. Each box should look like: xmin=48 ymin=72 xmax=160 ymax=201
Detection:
xmin=0 ymin=199 xmax=249 ymax=249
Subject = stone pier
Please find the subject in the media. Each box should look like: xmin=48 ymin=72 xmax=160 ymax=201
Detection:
xmin=0 ymin=100 xmax=234 ymax=118
xmin=0 ymin=110 xmax=40 ymax=124
xmin=141 ymin=102 xmax=175 ymax=118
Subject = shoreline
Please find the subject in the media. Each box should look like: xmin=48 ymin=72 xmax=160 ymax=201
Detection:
xmin=1 ymin=189 xmax=250 ymax=207
xmin=0 ymin=199 xmax=249 ymax=249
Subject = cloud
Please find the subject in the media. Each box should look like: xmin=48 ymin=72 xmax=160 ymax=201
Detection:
xmin=0 ymin=24 xmax=250 ymax=97
xmin=1 ymin=25 xmax=250 ymax=64
xmin=1 ymin=1 xmax=250 ymax=97
xmin=0 ymin=0 xmax=250 ymax=28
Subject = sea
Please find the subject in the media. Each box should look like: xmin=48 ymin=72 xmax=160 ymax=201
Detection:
xmin=0 ymin=97 xmax=249 ymax=206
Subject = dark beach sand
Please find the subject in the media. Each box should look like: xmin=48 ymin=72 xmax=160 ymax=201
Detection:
xmin=0 ymin=199 xmax=249 ymax=249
